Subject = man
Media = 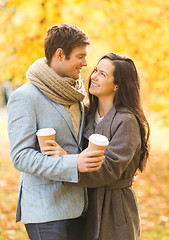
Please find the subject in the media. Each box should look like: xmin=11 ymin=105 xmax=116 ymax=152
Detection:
xmin=7 ymin=23 xmax=104 ymax=240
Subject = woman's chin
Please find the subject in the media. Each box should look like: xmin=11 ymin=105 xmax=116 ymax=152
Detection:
xmin=89 ymin=88 xmax=97 ymax=96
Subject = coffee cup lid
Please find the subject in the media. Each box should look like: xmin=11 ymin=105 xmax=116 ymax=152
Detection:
xmin=36 ymin=128 xmax=56 ymax=136
xmin=89 ymin=134 xmax=109 ymax=146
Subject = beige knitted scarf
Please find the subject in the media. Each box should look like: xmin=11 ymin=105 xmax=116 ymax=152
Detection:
xmin=26 ymin=58 xmax=86 ymax=105
xmin=26 ymin=58 xmax=86 ymax=138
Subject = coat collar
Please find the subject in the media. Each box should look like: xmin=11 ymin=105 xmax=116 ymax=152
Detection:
xmin=84 ymin=105 xmax=117 ymax=141
xmin=45 ymin=96 xmax=85 ymax=144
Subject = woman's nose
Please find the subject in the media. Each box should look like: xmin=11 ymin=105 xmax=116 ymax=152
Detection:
xmin=91 ymin=72 xmax=98 ymax=81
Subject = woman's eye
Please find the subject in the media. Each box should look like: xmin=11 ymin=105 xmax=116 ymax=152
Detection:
xmin=101 ymin=73 xmax=105 ymax=77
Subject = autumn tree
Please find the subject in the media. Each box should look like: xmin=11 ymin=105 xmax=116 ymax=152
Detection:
xmin=0 ymin=0 xmax=169 ymax=114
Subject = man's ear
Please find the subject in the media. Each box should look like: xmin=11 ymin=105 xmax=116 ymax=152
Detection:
xmin=54 ymin=48 xmax=64 ymax=61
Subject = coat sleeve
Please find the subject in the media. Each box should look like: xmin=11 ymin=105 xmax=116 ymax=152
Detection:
xmin=73 ymin=114 xmax=141 ymax=188
xmin=7 ymin=89 xmax=79 ymax=182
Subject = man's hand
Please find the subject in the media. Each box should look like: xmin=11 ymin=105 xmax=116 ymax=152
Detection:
xmin=77 ymin=148 xmax=105 ymax=172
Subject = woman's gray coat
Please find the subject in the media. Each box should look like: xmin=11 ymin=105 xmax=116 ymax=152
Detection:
xmin=75 ymin=106 xmax=142 ymax=240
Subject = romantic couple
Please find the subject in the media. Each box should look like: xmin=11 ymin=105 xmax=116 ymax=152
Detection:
xmin=7 ymin=23 xmax=150 ymax=240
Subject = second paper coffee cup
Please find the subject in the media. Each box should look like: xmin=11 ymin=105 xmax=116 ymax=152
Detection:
xmin=88 ymin=134 xmax=109 ymax=152
xmin=36 ymin=128 xmax=56 ymax=150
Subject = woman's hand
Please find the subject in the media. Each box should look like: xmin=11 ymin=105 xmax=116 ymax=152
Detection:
xmin=41 ymin=140 xmax=67 ymax=157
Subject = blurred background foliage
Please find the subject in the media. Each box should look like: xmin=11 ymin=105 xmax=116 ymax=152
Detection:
xmin=0 ymin=1 xmax=169 ymax=239
xmin=0 ymin=0 xmax=169 ymax=118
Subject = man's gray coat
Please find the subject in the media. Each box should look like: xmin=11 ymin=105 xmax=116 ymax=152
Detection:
xmin=7 ymin=82 xmax=86 ymax=223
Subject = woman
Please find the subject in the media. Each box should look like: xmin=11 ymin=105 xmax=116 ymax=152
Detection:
xmin=43 ymin=53 xmax=150 ymax=240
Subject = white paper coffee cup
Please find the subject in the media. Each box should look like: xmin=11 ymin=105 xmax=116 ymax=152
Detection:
xmin=88 ymin=134 xmax=109 ymax=152
xmin=36 ymin=128 xmax=56 ymax=150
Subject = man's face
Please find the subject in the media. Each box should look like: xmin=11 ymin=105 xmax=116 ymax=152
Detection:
xmin=58 ymin=45 xmax=88 ymax=80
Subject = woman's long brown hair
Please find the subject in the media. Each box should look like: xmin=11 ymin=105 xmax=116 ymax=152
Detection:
xmin=86 ymin=53 xmax=150 ymax=172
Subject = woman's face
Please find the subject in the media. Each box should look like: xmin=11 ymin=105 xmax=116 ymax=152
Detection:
xmin=89 ymin=58 xmax=117 ymax=99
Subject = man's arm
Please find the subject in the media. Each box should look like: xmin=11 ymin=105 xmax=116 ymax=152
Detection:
xmin=7 ymin=90 xmax=103 ymax=182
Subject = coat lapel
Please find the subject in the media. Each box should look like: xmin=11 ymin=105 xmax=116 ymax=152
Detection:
xmin=45 ymin=97 xmax=79 ymax=143
xmin=95 ymin=106 xmax=117 ymax=141
xmin=84 ymin=106 xmax=117 ymax=141
xmin=78 ymin=102 xmax=85 ymax=145
xmin=83 ymin=114 xmax=95 ymax=140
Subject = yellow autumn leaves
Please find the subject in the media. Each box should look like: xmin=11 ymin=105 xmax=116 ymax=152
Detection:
xmin=0 ymin=0 xmax=169 ymax=114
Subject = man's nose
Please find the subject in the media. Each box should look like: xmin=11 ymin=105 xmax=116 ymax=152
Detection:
xmin=82 ymin=58 xmax=87 ymax=66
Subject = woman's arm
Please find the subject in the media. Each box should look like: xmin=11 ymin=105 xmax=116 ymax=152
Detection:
xmin=72 ymin=114 xmax=141 ymax=188
xmin=41 ymin=140 xmax=68 ymax=156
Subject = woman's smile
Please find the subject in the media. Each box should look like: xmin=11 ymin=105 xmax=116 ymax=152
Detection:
xmin=90 ymin=82 xmax=100 ymax=88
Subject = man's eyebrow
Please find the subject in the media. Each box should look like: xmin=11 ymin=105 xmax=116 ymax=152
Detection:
xmin=77 ymin=53 xmax=86 ymax=56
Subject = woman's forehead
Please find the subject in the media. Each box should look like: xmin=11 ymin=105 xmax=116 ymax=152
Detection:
xmin=97 ymin=59 xmax=115 ymax=73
